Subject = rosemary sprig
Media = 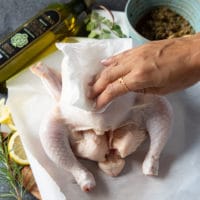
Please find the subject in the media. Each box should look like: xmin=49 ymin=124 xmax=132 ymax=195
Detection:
xmin=85 ymin=11 xmax=127 ymax=39
xmin=0 ymin=133 xmax=25 ymax=200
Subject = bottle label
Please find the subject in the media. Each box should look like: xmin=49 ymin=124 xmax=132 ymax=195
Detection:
xmin=0 ymin=10 xmax=60 ymax=68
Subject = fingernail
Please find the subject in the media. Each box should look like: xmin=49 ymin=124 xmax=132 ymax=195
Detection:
xmin=101 ymin=59 xmax=107 ymax=63
xmin=86 ymin=89 xmax=92 ymax=98
xmin=88 ymin=81 xmax=94 ymax=86
xmin=101 ymin=58 xmax=111 ymax=65
xmin=92 ymin=101 xmax=102 ymax=112
xmin=94 ymin=100 xmax=102 ymax=110
xmin=88 ymin=75 xmax=96 ymax=86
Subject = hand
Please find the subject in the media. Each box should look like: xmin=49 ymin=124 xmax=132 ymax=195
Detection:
xmin=88 ymin=34 xmax=200 ymax=109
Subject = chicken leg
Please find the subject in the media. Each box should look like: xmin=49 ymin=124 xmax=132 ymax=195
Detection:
xmin=142 ymin=97 xmax=173 ymax=176
xmin=39 ymin=106 xmax=96 ymax=191
xmin=30 ymin=63 xmax=62 ymax=101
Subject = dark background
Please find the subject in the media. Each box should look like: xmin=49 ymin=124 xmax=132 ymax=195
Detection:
xmin=0 ymin=0 xmax=128 ymax=39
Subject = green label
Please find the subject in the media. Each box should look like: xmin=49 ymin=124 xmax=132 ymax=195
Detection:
xmin=10 ymin=33 xmax=29 ymax=48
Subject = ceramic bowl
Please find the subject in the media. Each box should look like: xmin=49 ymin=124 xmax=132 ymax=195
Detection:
xmin=125 ymin=0 xmax=200 ymax=45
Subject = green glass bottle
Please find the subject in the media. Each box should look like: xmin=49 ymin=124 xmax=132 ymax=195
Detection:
xmin=0 ymin=0 xmax=94 ymax=83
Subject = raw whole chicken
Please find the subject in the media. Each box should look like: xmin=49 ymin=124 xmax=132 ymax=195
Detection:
xmin=30 ymin=41 xmax=173 ymax=192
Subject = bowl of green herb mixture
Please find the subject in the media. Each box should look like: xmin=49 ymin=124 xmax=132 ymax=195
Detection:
xmin=125 ymin=0 xmax=200 ymax=45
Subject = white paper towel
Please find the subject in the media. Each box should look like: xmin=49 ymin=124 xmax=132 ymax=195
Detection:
xmin=54 ymin=39 xmax=142 ymax=135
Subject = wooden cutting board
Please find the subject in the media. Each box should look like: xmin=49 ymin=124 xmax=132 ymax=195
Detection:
xmin=22 ymin=166 xmax=42 ymax=200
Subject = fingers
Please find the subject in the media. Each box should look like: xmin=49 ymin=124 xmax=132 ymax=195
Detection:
xmin=88 ymin=66 xmax=146 ymax=109
xmin=101 ymin=54 xmax=120 ymax=66
xmin=94 ymin=85 xmax=167 ymax=109
xmin=93 ymin=70 xmax=151 ymax=109
xmin=101 ymin=58 xmax=115 ymax=66
xmin=100 ymin=49 xmax=132 ymax=67
xmin=90 ymin=73 xmax=167 ymax=110
xmin=94 ymin=76 xmax=131 ymax=109
xmin=88 ymin=65 xmax=130 ymax=99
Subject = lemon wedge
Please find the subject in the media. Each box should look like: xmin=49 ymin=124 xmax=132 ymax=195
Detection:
xmin=0 ymin=98 xmax=17 ymax=132
xmin=0 ymin=99 xmax=10 ymax=123
xmin=8 ymin=132 xmax=29 ymax=165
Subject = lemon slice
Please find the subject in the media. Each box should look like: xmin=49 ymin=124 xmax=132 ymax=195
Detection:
xmin=8 ymin=132 xmax=29 ymax=165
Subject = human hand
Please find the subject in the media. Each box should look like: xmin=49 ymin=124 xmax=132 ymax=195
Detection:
xmin=88 ymin=34 xmax=200 ymax=109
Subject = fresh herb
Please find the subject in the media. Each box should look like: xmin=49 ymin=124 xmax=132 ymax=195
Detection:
xmin=0 ymin=98 xmax=29 ymax=200
xmin=0 ymin=133 xmax=25 ymax=200
xmin=0 ymin=98 xmax=39 ymax=200
xmin=85 ymin=11 xmax=127 ymax=39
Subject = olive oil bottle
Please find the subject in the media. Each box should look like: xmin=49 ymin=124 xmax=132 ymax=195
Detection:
xmin=0 ymin=0 xmax=94 ymax=82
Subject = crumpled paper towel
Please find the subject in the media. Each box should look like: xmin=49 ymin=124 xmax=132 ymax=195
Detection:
xmin=6 ymin=12 xmax=200 ymax=200
xmin=55 ymin=39 xmax=138 ymax=134
xmin=56 ymin=40 xmax=129 ymax=112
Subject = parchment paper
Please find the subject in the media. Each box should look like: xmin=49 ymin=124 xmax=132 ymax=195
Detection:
xmin=6 ymin=11 xmax=200 ymax=200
